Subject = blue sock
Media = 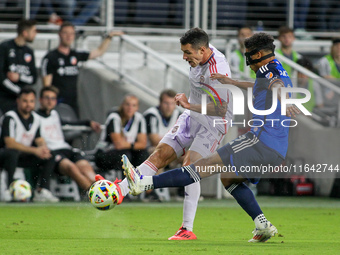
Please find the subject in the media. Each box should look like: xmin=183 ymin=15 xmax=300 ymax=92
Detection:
xmin=153 ymin=164 xmax=201 ymax=189
xmin=226 ymin=183 xmax=263 ymax=220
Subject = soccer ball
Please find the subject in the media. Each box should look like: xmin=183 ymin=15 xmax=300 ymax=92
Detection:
xmin=88 ymin=180 xmax=120 ymax=211
xmin=9 ymin=180 xmax=32 ymax=202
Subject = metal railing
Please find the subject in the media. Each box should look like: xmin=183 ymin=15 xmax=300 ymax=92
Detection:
xmin=89 ymin=34 xmax=189 ymax=98
xmin=1 ymin=0 xmax=340 ymax=37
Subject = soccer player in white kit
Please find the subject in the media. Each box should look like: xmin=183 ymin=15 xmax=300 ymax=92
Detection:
xmin=97 ymin=27 xmax=233 ymax=240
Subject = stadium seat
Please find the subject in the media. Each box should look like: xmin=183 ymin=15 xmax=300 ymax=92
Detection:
xmin=50 ymin=176 xmax=81 ymax=201
xmin=55 ymin=103 xmax=91 ymax=149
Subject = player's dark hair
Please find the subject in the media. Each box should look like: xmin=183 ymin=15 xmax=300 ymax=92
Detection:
xmin=278 ymin=26 xmax=294 ymax=37
xmin=180 ymin=27 xmax=209 ymax=50
xmin=159 ymin=89 xmax=176 ymax=103
xmin=40 ymin=86 xmax=59 ymax=98
xmin=17 ymin=19 xmax=37 ymax=35
xmin=18 ymin=86 xmax=36 ymax=98
xmin=237 ymin=26 xmax=253 ymax=36
xmin=244 ymin=32 xmax=275 ymax=53
xmin=332 ymin=38 xmax=340 ymax=45
xmin=59 ymin=21 xmax=75 ymax=33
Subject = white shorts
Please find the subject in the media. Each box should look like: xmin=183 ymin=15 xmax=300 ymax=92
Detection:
xmin=160 ymin=112 xmax=225 ymax=158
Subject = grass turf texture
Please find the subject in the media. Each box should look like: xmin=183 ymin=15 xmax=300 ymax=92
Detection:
xmin=0 ymin=197 xmax=339 ymax=255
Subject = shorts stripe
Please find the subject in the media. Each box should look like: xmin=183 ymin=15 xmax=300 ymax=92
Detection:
xmin=182 ymin=166 xmax=200 ymax=182
xmin=233 ymin=136 xmax=259 ymax=153
xmin=231 ymin=135 xmax=257 ymax=152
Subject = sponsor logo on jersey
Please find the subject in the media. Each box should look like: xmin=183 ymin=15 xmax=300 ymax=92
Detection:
xmin=200 ymin=75 xmax=205 ymax=84
xmin=58 ymin=58 xmax=65 ymax=66
xmin=24 ymin=53 xmax=32 ymax=63
xmin=172 ymin=126 xmax=179 ymax=133
xmin=70 ymin=56 xmax=77 ymax=65
xmin=9 ymin=49 xmax=16 ymax=58
xmin=265 ymin=72 xmax=273 ymax=79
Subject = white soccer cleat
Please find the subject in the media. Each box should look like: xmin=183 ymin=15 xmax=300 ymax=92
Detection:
xmin=248 ymin=222 xmax=278 ymax=243
xmin=121 ymin=154 xmax=143 ymax=196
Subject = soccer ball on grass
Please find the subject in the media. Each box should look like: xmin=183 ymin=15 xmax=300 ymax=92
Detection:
xmin=9 ymin=180 xmax=32 ymax=202
xmin=88 ymin=180 xmax=120 ymax=211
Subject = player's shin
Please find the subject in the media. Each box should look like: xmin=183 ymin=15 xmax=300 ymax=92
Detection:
xmin=153 ymin=164 xmax=201 ymax=189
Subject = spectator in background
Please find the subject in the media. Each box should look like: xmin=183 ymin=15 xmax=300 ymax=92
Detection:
xmin=30 ymin=0 xmax=63 ymax=25
xmin=0 ymin=87 xmax=59 ymax=202
xmin=230 ymin=26 xmax=255 ymax=79
xmin=37 ymin=86 xmax=100 ymax=192
xmin=296 ymin=58 xmax=323 ymax=112
xmin=0 ymin=19 xmax=37 ymax=114
xmin=41 ymin=22 xmax=123 ymax=116
xmin=318 ymin=38 xmax=340 ymax=103
xmin=143 ymin=89 xmax=181 ymax=202
xmin=143 ymin=89 xmax=181 ymax=153
xmin=95 ymin=95 xmax=148 ymax=176
xmin=276 ymin=26 xmax=301 ymax=77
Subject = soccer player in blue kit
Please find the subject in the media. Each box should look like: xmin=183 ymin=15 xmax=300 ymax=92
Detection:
xmin=124 ymin=32 xmax=301 ymax=242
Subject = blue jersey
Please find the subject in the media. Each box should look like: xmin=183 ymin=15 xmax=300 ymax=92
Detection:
xmin=250 ymin=59 xmax=292 ymax=158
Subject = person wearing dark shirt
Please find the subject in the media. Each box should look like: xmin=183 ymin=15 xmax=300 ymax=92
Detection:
xmin=95 ymin=95 xmax=148 ymax=175
xmin=0 ymin=19 xmax=37 ymax=114
xmin=41 ymin=21 xmax=123 ymax=115
xmin=37 ymin=86 xmax=101 ymax=191
xmin=0 ymin=87 xmax=59 ymax=202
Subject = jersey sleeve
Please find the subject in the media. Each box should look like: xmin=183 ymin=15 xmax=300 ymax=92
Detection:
xmin=106 ymin=115 xmax=120 ymax=134
xmin=41 ymin=53 xmax=54 ymax=76
xmin=138 ymin=116 xmax=147 ymax=134
xmin=0 ymin=43 xmax=21 ymax=95
xmin=1 ymin=116 xmax=15 ymax=139
xmin=75 ymin=50 xmax=90 ymax=62
xmin=256 ymin=64 xmax=282 ymax=90
xmin=144 ymin=113 xmax=158 ymax=134
xmin=209 ymin=57 xmax=232 ymax=104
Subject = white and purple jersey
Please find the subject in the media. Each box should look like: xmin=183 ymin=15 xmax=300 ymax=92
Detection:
xmin=185 ymin=44 xmax=233 ymax=138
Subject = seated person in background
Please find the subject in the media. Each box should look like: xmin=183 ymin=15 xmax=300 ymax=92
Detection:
xmin=0 ymin=87 xmax=59 ymax=202
xmin=37 ymin=86 xmax=100 ymax=192
xmin=276 ymin=26 xmax=301 ymax=77
xmin=143 ymin=89 xmax=181 ymax=201
xmin=318 ymin=38 xmax=340 ymax=103
xmin=143 ymin=89 xmax=181 ymax=153
xmin=95 ymin=94 xmax=148 ymax=175
xmin=230 ymin=26 xmax=255 ymax=79
xmin=296 ymin=58 xmax=324 ymax=113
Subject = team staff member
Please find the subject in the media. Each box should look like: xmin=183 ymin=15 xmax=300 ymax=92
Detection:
xmin=0 ymin=19 xmax=37 ymax=113
xmin=276 ymin=26 xmax=301 ymax=77
xmin=37 ymin=86 xmax=100 ymax=191
xmin=95 ymin=95 xmax=148 ymax=175
xmin=230 ymin=26 xmax=255 ymax=79
xmin=143 ymin=89 xmax=181 ymax=152
xmin=0 ymin=87 xmax=59 ymax=202
xmin=41 ymin=22 xmax=123 ymax=115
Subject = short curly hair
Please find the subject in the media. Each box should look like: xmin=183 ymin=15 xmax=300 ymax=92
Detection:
xmin=244 ymin=32 xmax=275 ymax=53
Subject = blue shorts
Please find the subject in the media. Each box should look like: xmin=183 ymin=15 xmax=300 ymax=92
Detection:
xmin=216 ymin=132 xmax=284 ymax=184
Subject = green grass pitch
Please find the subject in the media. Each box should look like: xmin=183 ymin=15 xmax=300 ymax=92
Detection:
xmin=0 ymin=197 xmax=339 ymax=255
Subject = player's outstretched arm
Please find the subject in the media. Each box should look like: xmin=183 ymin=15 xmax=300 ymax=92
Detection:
xmin=175 ymin=93 xmax=227 ymax=117
xmin=271 ymin=82 xmax=301 ymax=118
xmin=210 ymin=73 xmax=254 ymax=90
